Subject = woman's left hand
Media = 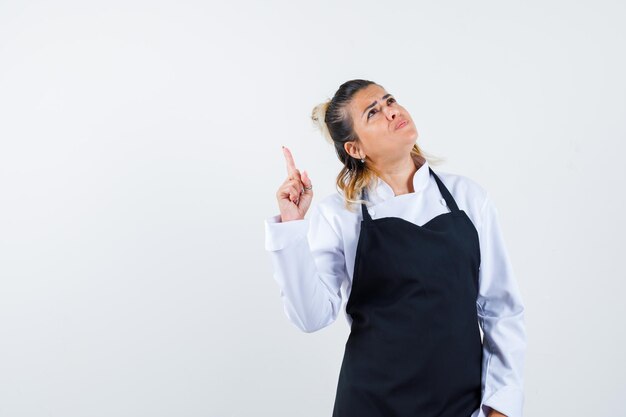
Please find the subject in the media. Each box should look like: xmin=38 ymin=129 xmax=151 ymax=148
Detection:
xmin=488 ymin=410 xmax=507 ymax=417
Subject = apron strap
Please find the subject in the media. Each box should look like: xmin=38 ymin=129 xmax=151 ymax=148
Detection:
xmin=360 ymin=187 xmax=373 ymax=222
xmin=429 ymin=167 xmax=460 ymax=213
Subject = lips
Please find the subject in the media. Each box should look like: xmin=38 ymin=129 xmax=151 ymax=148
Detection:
xmin=395 ymin=119 xmax=408 ymax=130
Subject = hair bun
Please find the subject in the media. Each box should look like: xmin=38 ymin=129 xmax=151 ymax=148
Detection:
xmin=311 ymin=100 xmax=333 ymax=145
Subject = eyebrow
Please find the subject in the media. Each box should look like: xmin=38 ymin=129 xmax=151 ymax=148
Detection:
xmin=362 ymin=94 xmax=393 ymax=119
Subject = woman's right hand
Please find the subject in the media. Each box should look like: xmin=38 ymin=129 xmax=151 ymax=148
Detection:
xmin=276 ymin=146 xmax=314 ymax=222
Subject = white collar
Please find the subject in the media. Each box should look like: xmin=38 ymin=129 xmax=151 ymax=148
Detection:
xmin=368 ymin=158 xmax=430 ymax=205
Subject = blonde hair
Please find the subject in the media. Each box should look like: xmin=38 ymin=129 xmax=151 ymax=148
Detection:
xmin=311 ymin=80 xmax=444 ymax=212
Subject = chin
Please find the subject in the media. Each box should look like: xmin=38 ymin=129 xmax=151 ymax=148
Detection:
xmin=404 ymin=130 xmax=418 ymax=144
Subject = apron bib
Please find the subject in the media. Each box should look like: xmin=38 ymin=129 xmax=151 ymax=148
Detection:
xmin=332 ymin=167 xmax=483 ymax=417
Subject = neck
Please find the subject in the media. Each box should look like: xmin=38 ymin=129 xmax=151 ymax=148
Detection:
xmin=374 ymin=154 xmax=422 ymax=196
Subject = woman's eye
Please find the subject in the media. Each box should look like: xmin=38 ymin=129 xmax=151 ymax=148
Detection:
xmin=367 ymin=98 xmax=396 ymax=119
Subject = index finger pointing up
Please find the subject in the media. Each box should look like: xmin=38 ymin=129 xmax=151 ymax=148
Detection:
xmin=282 ymin=146 xmax=297 ymax=177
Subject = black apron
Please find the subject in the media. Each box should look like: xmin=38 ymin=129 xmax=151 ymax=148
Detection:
xmin=332 ymin=167 xmax=483 ymax=417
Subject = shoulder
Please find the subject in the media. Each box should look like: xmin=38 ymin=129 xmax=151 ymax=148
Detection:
xmin=314 ymin=192 xmax=351 ymax=221
xmin=307 ymin=191 xmax=356 ymax=236
xmin=433 ymin=168 xmax=488 ymax=201
xmin=432 ymin=167 xmax=490 ymax=230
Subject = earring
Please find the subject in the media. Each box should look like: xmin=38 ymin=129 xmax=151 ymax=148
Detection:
xmin=360 ymin=158 xmax=365 ymax=163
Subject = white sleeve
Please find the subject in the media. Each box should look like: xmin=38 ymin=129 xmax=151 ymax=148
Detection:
xmin=264 ymin=204 xmax=347 ymax=333
xmin=476 ymin=194 xmax=528 ymax=417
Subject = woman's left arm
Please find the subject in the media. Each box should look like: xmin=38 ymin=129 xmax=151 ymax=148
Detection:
xmin=476 ymin=193 xmax=527 ymax=417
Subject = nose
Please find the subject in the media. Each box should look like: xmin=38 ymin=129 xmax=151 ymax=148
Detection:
xmin=384 ymin=105 xmax=399 ymax=120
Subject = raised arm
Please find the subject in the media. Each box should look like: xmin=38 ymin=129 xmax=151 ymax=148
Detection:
xmin=264 ymin=146 xmax=348 ymax=332
xmin=264 ymin=203 xmax=347 ymax=332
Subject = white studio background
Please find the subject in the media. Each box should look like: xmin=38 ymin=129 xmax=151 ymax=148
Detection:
xmin=0 ymin=1 xmax=624 ymax=416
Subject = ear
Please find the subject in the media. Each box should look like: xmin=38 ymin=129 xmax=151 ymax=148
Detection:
xmin=344 ymin=141 xmax=362 ymax=160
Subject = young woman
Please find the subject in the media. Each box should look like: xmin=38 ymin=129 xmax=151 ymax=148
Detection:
xmin=264 ymin=79 xmax=526 ymax=417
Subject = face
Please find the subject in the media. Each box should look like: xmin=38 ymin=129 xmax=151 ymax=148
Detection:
xmin=344 ymin=84 xmax=418 ymax=163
